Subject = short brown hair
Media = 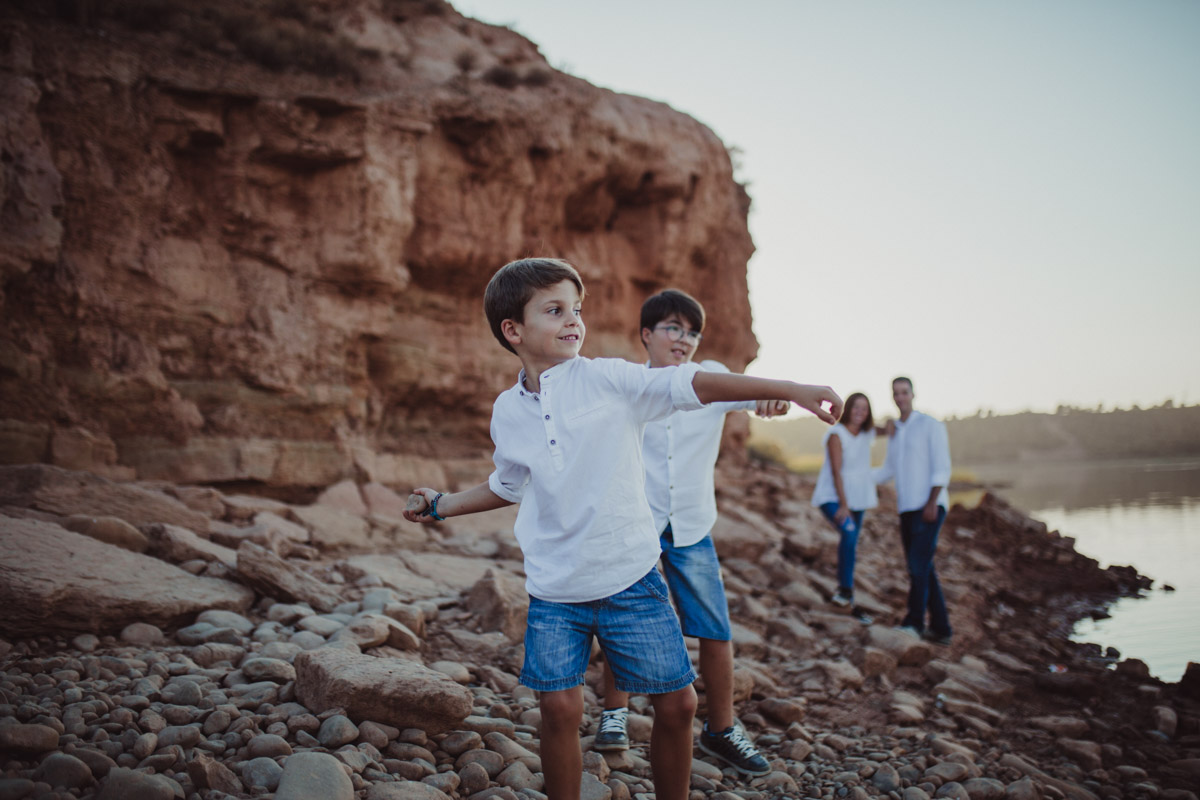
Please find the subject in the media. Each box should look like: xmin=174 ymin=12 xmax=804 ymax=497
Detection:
xmin=484 ymin=258 xmax=585 ymax=354
xmin=640 ymin=289 xmax=705 ymax=336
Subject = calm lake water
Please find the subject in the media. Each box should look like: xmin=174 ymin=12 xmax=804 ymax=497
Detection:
xmin=967 ymin=457 xmax=1200 ymax=684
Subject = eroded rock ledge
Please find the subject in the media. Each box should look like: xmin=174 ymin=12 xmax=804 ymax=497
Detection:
xmin=0 ymin=0 xmax=756 ymax=491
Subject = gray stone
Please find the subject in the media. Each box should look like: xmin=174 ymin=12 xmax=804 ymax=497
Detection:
xmin=242 ymin=657 xmax=297 ymax=683
xmin=0 ymin=778 xmax=35 ymax=800
xmin=1004 ymin=778 xmax=1040 ymax=800
xmin=963 ymin=778 xmax=1007 ymax=800
xmin=366 ymin=782 xmax=454 ymax=800
xmin=299 ymin=615 xmax=346 ymax=637
xmin=248 ymin=733 xmax=293 ymax=758
xmin=95 ymin=767 xmax=178 ymax=800
xmin=160 ymin=679 xmax=205 ymax=706
xmin=197 ymin=609 xmax=255 ymax=633
xmin=70 ymin=746 xmax=117 ymax=778
xmin=275 ymin=751 xmax=354 ymax=800
xmin=120 ymin=622 xmax=164 ymax=645
xmin=33 ymin=752 xmax=94 ymax=789
xmin=937 ymin=783 xmax=972 ymax=800
xmin=457 ymin=747 xmax=505 ymax=776
xmin=927 ymin=762 xmax=971 ymax=783
xmin=872 ymin=762 xmax=902 ymax=793
xmin=242 ymin=756 xmax=284 ymax=791
xmin=0 ymin=722 xmax=60 ymax=753
xmin=186 ymin=749 xmax=242 ymax=794
xmin=580 ymin=771 xmax=612 ymax=800
xmin=318 ymin=715 xmax=360 ymax=748
xmin=905 ymin=789 xmax=933 ymax=800
xmin=71 ymin=633 xmax=100 ymax=652
xmin=498 ymin=760 xmax=543 ymax=792
xmin=458 ymin=761 xmax=491 ymax=795
xmin=157 ymin=725 xmax=202 ymax=749
xmin=291 ymin=630 xmax=327 ymax=649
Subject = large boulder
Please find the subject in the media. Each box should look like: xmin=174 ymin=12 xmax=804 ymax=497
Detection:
xmin=0 ymin=516 xmax=252 ymax=637
xmin=295 ymin=647 xmax=472 ymax=734
xmin=0 ymin=464 xmax=211 ymax=531
xmin=235 ymin=541 xmax=342 ymax=613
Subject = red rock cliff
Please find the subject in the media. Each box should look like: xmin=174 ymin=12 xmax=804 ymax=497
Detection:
xmin=0 ymin=0 xmax=756 ymax=491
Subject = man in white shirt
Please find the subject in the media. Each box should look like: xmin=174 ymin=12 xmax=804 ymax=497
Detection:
xmin=874 ymin=376 xmax=953 ymax=644
xmin=594 ymin=290 xmax=785 ymax=778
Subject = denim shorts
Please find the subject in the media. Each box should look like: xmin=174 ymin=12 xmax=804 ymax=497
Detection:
xmin=521 ymin=568 xmax=697 ymax=694
xmin=659 ymin=527 xmax=732 ymax=641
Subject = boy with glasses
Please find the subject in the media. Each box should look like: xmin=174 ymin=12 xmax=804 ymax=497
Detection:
xmin=594 ymin=289 xmax=785 ymax=777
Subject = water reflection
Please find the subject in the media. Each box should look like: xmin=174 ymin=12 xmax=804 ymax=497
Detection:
xmin=969 ymin=456 xmax=1200 ymax=512
xmin=962 ymin=456 xmax=1200 ymax=683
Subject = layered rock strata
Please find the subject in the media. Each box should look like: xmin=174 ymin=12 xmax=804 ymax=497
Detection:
xmin=0 ymin=0 xmax=756 ymax=491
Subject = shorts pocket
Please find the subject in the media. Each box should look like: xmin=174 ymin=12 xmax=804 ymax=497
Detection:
xmin=638 ymin=570 xmax=671 ymax=603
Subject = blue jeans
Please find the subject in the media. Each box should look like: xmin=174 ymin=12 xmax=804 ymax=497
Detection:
xmin=521 ymin=568 xmax=696 ymax=694
xmin=819 ymin=503 xmax=865 ymax=594
xmin=899 ymin=506 xmax=950 ymax=636
xmin=659 ymin=526 xmax=732 ymax=641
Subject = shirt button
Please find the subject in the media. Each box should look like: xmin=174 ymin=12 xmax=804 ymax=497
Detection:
xmin=550 ymin=439 xmax=556 ymax=445
xmin=545 ymin=415 xmax=550 ymax=420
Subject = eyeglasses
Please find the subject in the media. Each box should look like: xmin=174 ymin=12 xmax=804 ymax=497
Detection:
xmin=654 ymin=324 xmax=703 ymax=344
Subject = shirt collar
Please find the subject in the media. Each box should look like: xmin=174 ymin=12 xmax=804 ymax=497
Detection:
xmin=515 ymin=358 xmax=575 ymax=398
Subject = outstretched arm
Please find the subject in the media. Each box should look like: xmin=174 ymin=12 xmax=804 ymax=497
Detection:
xmin=403 ymin=482 xmax=513 ymax=524
xmin=692 ymin=372 xmax=842 ymax=424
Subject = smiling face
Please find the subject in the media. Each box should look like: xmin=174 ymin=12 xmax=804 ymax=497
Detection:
xmin=502 ymin=279 xmax=585 ymax=374
xmin=848 ymin=396 xmax=870 ymax=429
xmin=641 ymin=313 xmax=700 ymax=367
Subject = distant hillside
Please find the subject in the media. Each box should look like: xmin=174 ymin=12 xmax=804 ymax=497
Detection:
xmin=749 ymin=403 xmax=1200 ymax=465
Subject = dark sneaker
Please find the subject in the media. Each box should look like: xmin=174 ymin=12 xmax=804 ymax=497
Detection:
xmin=923 ymin=630 xmax=952 ymax=646
xmin=850 ymin=606 xmax=873 ymax=625
xmin=831 ymin=589 xmax=852 ymax=607
xmin=698 ymin=722 xmax=771 ymax=777
xmin=594 ymin=708 xmax=629 ymax=751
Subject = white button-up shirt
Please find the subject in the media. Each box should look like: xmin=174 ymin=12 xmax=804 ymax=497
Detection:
xmin=873 ymin=410 xmax=952 ymax=513
xmin=643 ymin=360 xmax=754 ymax=548
xmin=488 ymin=356 xmax=704 ymax=603
xmin=811 ymin=423 xmax=879 ymax=510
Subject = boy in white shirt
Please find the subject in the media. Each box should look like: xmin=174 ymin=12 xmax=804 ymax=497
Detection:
xmin=404 ymin=259 xmax=841 ymax=800
xmin=594 ymin=289 xmax=783 ymax=777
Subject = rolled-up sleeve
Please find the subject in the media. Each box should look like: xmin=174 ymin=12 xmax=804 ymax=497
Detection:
xmin=929 ymin=421 xmax=952 ymax=487
xmin=488 ymin=417 xmax=528 ymax=503
xmin=669 ymin=362 xmax=704 ymax=412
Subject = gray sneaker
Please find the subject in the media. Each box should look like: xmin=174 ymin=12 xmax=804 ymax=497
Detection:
xmin=697 ymin=722 xmax=770 ymax=776
xmin=594 ymin=708 xmax=629 ymax=751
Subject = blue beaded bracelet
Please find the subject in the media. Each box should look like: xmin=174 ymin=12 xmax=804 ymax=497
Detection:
xmin=428 ymin=492 xmax=446 ymax=521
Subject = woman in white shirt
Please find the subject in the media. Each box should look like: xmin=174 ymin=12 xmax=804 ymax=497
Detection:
xmin=811 ymin=392 xmax=879 ymax=618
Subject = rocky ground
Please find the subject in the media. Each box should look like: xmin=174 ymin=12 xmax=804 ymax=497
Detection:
xmin=1 ymin=461 xmax=1198 ymax=800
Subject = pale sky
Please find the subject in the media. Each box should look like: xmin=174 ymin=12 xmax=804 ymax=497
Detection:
xmin=457 ymin=0 xmax=1200 ymax=417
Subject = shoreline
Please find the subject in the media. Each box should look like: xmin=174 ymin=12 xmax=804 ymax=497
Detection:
xmin=2 ymin=461 xmax=1198 ymax=799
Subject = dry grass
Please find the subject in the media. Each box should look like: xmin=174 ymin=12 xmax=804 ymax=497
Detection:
xmin=102 ymin=0 xmax=370 ymax=79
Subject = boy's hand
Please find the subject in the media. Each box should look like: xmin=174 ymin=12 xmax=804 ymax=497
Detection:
xmin=792 ymin=385 xmax=842 ymax=424
xmin=755 ymin=399 xmax=790 ymax=418
xmin=403 ymin=488 xmax=440 ymax=523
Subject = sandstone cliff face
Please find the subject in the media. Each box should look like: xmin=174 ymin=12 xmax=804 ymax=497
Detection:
xmin=0 ymin=0 xmax=756 ymax=491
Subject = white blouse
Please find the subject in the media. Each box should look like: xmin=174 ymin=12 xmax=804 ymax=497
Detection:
xmin=811 ymin=423 xmax=878 ymax=510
